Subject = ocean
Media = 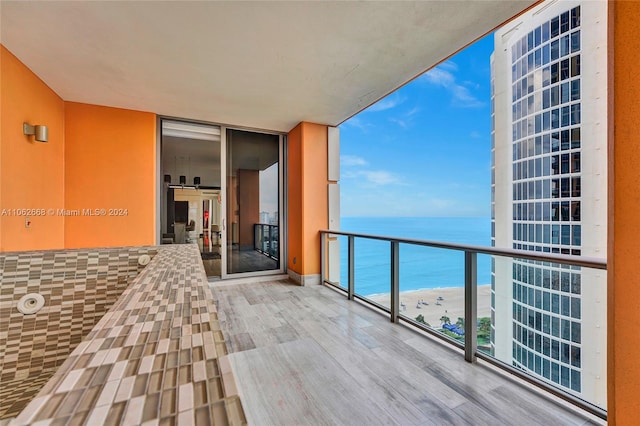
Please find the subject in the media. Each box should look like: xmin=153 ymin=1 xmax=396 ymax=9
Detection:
xmin=338 ymin=217 xmax=492 ymax=296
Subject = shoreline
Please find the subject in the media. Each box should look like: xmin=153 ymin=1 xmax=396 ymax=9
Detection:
xmin=365 ymin=283 xmax=491 ymax=299
xmin=368 ymin=284 xmax=491 ymax=327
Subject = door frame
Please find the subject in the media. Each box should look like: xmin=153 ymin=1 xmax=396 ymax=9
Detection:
xmin=220 ymin=126 xmax=286 ymax=279
xmin=157 ymin=116 xmax=286 ymax=279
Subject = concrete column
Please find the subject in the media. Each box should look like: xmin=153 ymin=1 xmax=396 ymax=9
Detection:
xmin=287 ymin=122 xmax=330 ymax=285
xmin=608 ymin=1 xmax=640 ymax=423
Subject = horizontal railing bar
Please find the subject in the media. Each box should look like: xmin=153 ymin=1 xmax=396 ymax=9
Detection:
xmin=353 ymin=294 xmax=392 ymax=315
xmin=320 ymin=230 xmax=606 ymax=270
xmin=475 ymin=351 xmax=607 ymax=421
xmin=323 ymin=279 xmax=343 ymax=289
xmin=323 ymin=280 xmax=392 ymax=314
xmin=399 ymin=315 xmax=465 ymax=350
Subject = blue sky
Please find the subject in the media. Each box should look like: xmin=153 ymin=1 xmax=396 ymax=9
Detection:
xmin=339 ymin=34 xmax=494 ymax=218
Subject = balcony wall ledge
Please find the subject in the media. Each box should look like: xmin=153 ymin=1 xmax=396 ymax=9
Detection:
xmin=10 ymin=244 xmax=246 ymax=425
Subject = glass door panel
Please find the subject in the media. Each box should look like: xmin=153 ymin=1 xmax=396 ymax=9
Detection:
xmin=160 ymin=120 xmax=222 ymax=278
xmin=225 ymin=129 xmax=281 ymax=275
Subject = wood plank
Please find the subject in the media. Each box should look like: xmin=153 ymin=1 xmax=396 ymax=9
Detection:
xmin=211 ymin=280 xmax=599 ymax=426
xmin=227 ymin=332 xmax=256 ymax=352
xmin=228 ymin=339 xmax=401 ymax=425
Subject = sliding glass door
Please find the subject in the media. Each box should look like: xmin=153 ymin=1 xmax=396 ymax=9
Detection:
xmin=160 ymin=120 xmax=223 ymax=277
xmin=222 ymin=129 xmax=283 ymax=277
xmin=161 ymin=119 xmax=283 ymax=279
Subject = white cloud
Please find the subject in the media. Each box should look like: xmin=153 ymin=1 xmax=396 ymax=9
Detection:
xmin=439 ymin=60 xmax=458 ymax=71
xmin=361 ymin=171 xmax=400 ymax=185
xmin=340 ymin=190 xmax=487 ymax=217
xmin=342 ymin=169 xmax=402 ymax=186
xmin=420 ymin=63 xmax=484 ymax=108
xmin=340 ymin=155 xmax=368 ymax=167
xmin=421 ymin=67 xmax=455 ymax=87
xmin=451 ymin=85 xmax=484 ymax=108
xmin=463 ymin=80 xmax=481 ymax=90
xmin=406 ymin=106 xmax=420 ymax=117
xmin=389 ymin=117 xmax=407 ymax=128
xmin=342 ymin=116 xmax=370 ymax=132
xmin=389 ymin=106 xmax=421 ymax=129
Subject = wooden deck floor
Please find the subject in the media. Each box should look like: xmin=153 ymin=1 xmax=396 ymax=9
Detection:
xmin=211 ymin=279 xmax=602 ymax=426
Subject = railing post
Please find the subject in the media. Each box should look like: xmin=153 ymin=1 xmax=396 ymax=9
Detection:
xmin=267 ymin=225 xmax=271 ymax=256
xmin=320 ymin=232 xmax=326 ymax=285
xmin=254 ymin=224 xmax=258 ymax=252
xmin=464 ymin=251 xmax=478 ymax=362
xmin=348 ymin=236 xmax=355 ymax=300
xmin=274 ymin=226 xmax=278 ymax=259
xmin=391 ymin=241 xmax=400 ymax=323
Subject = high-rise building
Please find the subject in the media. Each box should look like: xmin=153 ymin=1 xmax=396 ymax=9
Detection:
xmin=491 ymin=0 xmax=607 ymax=408
xmin=260 ymin=211 xmax=271 ymax=224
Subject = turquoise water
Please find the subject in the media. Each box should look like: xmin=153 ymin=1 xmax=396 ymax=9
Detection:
xmin=338 ymin=217 xmax=492 ymax=296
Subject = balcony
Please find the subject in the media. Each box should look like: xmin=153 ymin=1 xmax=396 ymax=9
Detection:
xmin=318 ymin=229 xmax=607 ymax=421
xmin=212 ymin=277 xmax=603 ymax=424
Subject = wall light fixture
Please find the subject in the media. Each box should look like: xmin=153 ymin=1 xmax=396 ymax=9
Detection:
xmin=23 ymin=123 xmax=48 ymax=142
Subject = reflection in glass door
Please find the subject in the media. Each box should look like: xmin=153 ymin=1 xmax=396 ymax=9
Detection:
xmin=160 ymin=120 xmax=223 ymax=278
xmin=225 ymin=129 xmax=281 ymax=275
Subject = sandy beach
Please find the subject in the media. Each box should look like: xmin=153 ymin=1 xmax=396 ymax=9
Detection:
xmin=368 ymin=285 xmax=491 ymax=327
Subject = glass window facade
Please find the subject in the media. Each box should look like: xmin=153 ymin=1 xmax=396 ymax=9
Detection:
xmin=496 ymin=5 xmax=583 ymax=394
xmin=490 ymin=58 xmax=497 ymax=348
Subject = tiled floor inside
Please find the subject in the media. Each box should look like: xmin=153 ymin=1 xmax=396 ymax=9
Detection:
xmin=203 ymin=249 xmax=279 ymax=278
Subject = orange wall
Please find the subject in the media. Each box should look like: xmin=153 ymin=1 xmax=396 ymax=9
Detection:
xmin=301 ymin=123 xmax=328 ymax=275
xmin=287 ymin=124 xmax=304 ymax=274
xmin=287 ymin=122 xmax=328 ymax=277
xmin=609 ymin=1 xmax=640 ymax=423
xmin=64 ymin=102 xmax=156 ymax=248
xmin=0 ymin=46 xmax=65 ymax=251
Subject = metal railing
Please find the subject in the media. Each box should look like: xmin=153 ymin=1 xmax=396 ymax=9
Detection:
xmin=254 ymin=223 xmax=279 ymax=260
xmin=319 ymin=229 xmax=607 ymax=420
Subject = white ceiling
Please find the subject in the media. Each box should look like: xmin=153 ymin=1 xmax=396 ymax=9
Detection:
xmin=0 ymin=1 xmax=535 ymax=132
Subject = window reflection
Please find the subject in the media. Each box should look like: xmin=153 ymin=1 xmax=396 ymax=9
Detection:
xmin=226 ymin=129 xmax=280 ymax=274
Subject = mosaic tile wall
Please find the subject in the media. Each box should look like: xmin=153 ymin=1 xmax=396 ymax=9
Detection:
xmin=12 ymin=244 xmax=245 ymax=425
xmin=0 ymin=246 xmax=158 ymax=419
